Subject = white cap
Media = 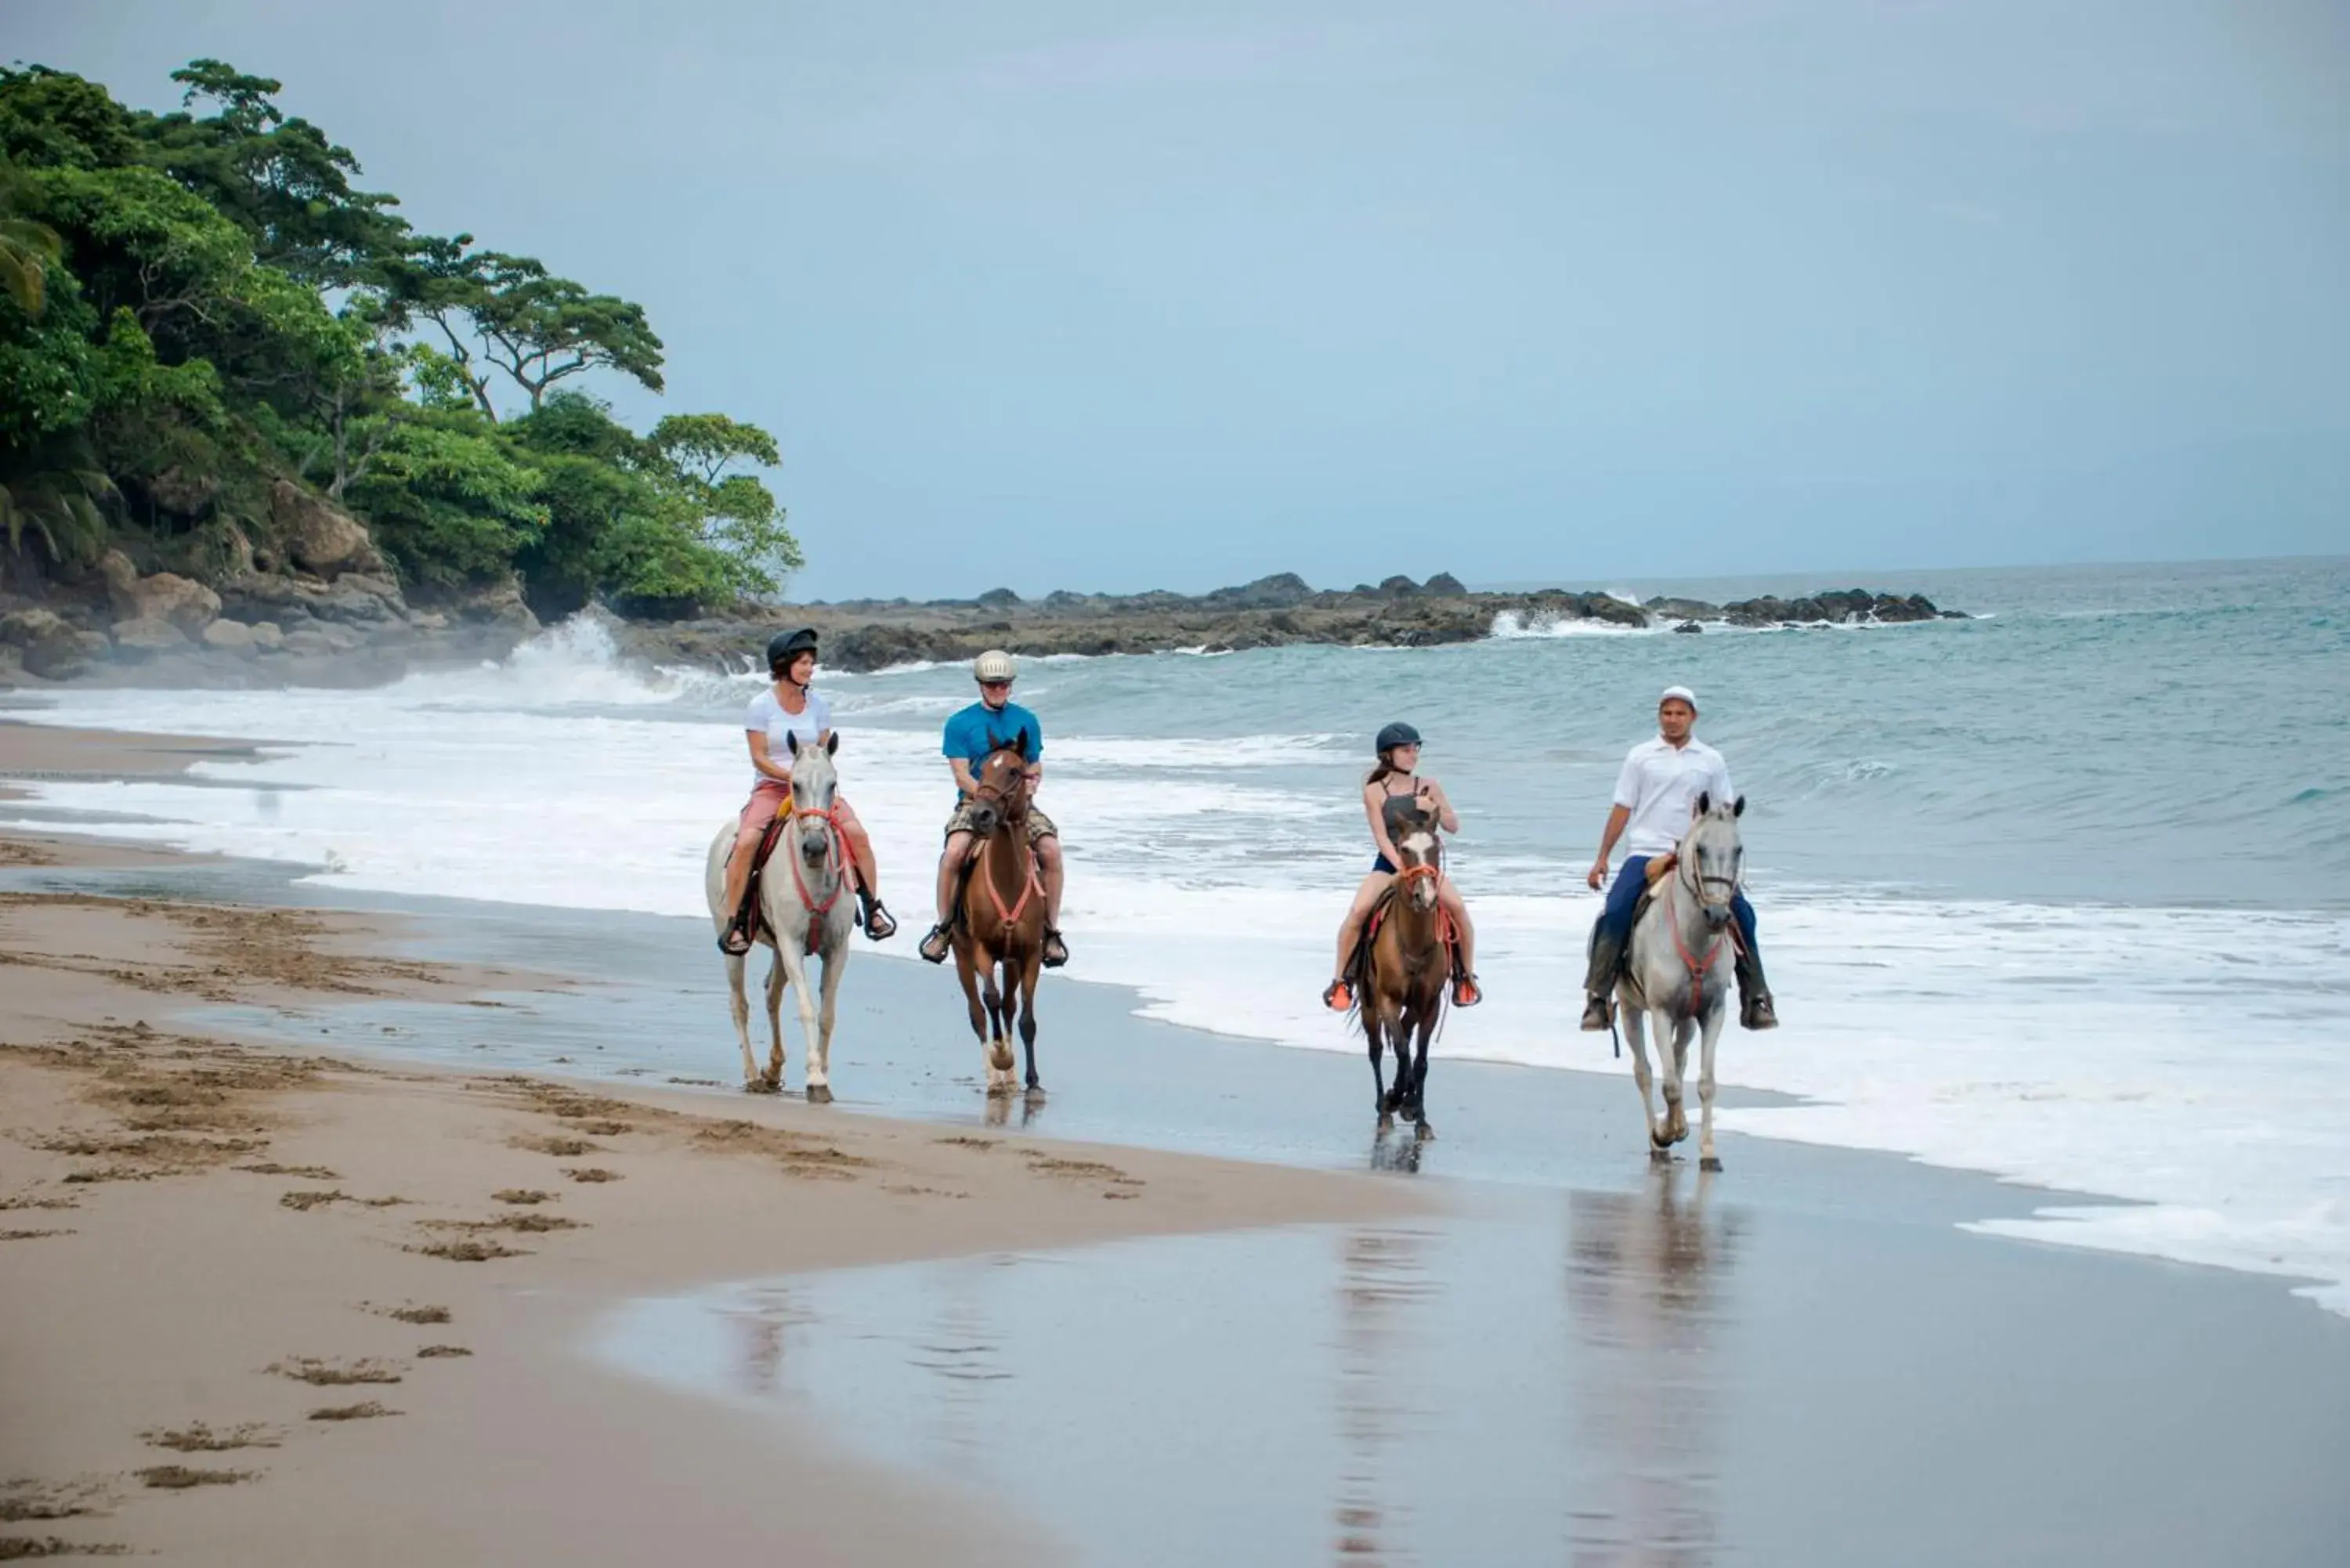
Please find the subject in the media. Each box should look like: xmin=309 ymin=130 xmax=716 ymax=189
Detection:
xmin=1659 ymin=685 xmax=1697 ymax=710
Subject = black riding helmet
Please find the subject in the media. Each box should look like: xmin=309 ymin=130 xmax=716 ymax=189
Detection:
xmin=766 ymin=627 xmax=819 ymax=676
xmin=1375 ymin=721 xmax=1422 ymax=756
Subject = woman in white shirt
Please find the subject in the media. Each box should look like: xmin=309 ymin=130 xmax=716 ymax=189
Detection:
xmin=718 ymin=628 xmax=897 ymax=953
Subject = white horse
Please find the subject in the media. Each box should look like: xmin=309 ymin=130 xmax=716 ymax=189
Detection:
xmin=1614 ymin=793 xmax=1745 ymax=1171
xmin=703 ymin=733 xmax=855 ymax=1100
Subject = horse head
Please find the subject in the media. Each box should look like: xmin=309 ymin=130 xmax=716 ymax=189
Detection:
xmin=785 ymin=731 xmax=841 ymax=865
xmin=969 ymin=733 xmax=1031 ymax=838
xmin=1681 ymin=790 xmax=1745 ymax=930
xmin=1383 ymin=796 xmax=1444 ymax=912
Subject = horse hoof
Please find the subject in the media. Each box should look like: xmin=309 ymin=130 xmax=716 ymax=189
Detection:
xmin=806 ymin=1084 xmax=833 ymax=1105
xmin=985 ymin=1082 xmax=1014 ymax=1099
xmin=1024 ymin=1082 xmax=1045 ymax=1100
xmin=1415 ymin=1121 xmax=1436 ymax=1143
xmin=743 ymin=1078 xmax=779 ymax=1096
xmin=1377 ymin=1112 xmax=1394 ymax=1133
xmin=1700 ymin=1155 xmax=1723 ymax=1172
xmin=1649 ymin=1140 xmax=1673 ymax=1164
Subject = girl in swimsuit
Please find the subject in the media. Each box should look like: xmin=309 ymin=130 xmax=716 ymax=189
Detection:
xmin=1322 ymin=721 xmax=1480 ymax=1010
xmin=718 ymin=628 xmax=897 ymax=954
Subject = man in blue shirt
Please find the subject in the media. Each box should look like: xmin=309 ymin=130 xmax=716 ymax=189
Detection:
xmin=918 ymin=649 xmax=1069 ymax=967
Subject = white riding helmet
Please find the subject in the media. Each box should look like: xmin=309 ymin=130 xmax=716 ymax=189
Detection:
xmin=974 ymin=649 xmax=1018 ymax=684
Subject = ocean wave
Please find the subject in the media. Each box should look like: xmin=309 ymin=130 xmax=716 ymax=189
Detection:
xmin=1487 ymin=610 xmax=1659 ymax=639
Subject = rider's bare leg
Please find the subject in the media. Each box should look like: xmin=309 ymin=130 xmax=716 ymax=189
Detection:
xmin=718 ymin=813 xmax=768 ymax=952
xmin=919 ymin=832 xmax=976 ymax=961
xmin=1036 ymin=833 xmax=1068 ymax=965
xmin=833 ymin=797 xmax=894 ymax=938
xmin=933 ymin=833 xmax=975 ymax=924
xmin=1440 ymin=881 xmax=1481 ymax=1004
xmin=1327 ymin=873 xmax=1391 ymax=1006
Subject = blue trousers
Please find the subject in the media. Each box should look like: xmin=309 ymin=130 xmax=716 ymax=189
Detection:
xmin=1600 ymin=855 xmax=1759 ymax=957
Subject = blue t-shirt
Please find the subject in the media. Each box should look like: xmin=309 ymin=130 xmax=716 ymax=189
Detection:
xmin=942 ymin=701 xmax=1043 ymax=793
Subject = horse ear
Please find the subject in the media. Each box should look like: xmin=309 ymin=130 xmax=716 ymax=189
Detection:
xmin=1733 ymin=794 xmax=1745 ymax=818
xmin=826 ymin=732 xmax=841 ymax=757
xmin=1694 ymin=790 xmax=1711 ymax=817
xmin=786 ymin=732 xmax=801 ymax=757
xmin=1015 ymin=728 xmax=1030 ymax=756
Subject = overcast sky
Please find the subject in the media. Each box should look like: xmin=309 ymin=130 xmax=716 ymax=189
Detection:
xmin=12 ymin=1 xmax=2347 ymax=598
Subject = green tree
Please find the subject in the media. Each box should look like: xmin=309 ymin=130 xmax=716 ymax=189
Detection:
xmin=469 ymin=251 xmax=664 ymax=412
xmin=343 ymin=411 xmax=544 ymax=587
xmin=647 ymin=412 xmax=800 ymax=595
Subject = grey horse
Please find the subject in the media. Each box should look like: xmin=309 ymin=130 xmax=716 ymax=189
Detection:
xmin=702 ymin=732 xmax=855 ymax=1100
xmin=1614 ymin=793 xmax=1745 ymax=1171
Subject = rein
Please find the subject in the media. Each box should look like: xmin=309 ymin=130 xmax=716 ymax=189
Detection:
xmin=977 ymin=831 xmax=1043 ymax=927
xmin=1666 ymin=848 xmax=1732 ymax=1017
xmin=786 ymin=801 xmax=848 ymax=917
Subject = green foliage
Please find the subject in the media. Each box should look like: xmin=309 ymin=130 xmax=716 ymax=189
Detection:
xmin=0 ymin=60 xmax=794 ymax=612
xmin=343 ymin=413 xmax=544 ymax=587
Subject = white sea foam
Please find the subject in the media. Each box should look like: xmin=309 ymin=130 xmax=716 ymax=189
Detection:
xmin=7 ymin=606 xmax=2348 ymax=1315
xmin=1488 ymin=610 xmax=1659 ymax=639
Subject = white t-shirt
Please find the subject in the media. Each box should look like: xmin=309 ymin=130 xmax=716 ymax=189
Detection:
xmin=744 ymin=687 xmax=831 ymax=789
xmin=1613 ymin=735 xmax=1736 ymax=858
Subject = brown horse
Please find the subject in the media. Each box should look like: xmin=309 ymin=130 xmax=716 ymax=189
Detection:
xmin=952 ymin=737 xmax=1049 ymax=1096
xmin=1352 ymin=797 xmax=1449 ymax=1139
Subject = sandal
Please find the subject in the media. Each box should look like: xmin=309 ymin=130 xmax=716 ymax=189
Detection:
xmin=1042 ymin=927 xmax=1070 ymax=969
xmin=862 ymin=898 xmax=898 ymax=942
xmin=718 ymin=926 xmax=753 ymax=957
xmin=1452 ymin=973 xmax=1482 ymax=1008
xmin=1322 ymin=978 xmax=1354 ymax=1012
xmin=917 ymin=923 xmax=953 ymax=964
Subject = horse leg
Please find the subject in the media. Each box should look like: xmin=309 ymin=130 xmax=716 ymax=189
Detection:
xmin=1697 ymin=1003 xmax=1725 ymax=1171
xmin=1662 ymin=1015 xmax=1692 ymax=1145
xmin=726 ymin=951 xmax=758 ymax=1088
xmin=953 ymin=944 xmax=995 ymax=1085
xmin=1017 ymin=949 xmax=1043 ymax=1093
xmin=1374 ymin=1000 xmax=1407 ymax=1118
xmin=1623 ymin=1008 xmax=1668 ymax=1159
xmin=980 ymin=951 xmax=1015 ymax=1091
xmin=1406 ymin=1003 xmax=1437 ymax=1141
xmin=771 ymin=934 xmax=819 ymax=1097
xmin=807 ymin=923 xmax=846 ymax=1105
xmin=763 ymin=952 xmax=788 ymax=1089
xmin=1368 ymin=1013 xmax=1391 ymax=1129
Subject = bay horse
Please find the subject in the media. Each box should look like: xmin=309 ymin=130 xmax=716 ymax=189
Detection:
xmin=1352 ymin=796 xmax=1449 ymax=1139
xmin=701 ymin=732 xmax=855 ymax=1100
xmin=952 ymin=735 xmax=1048 ymax=1097
xmin=1614 ymin=793 xmax=1744 ymax=1170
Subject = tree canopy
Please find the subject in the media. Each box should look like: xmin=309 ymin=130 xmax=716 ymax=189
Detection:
xmin=0 ymin=60 xmax=795 ymax=616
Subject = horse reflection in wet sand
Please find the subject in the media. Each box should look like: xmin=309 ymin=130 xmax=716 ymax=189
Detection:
xmin=1330 ymin=1227 xmax=1438 ymax=1562
xmin=1615 ymin=793 xmax=1746 ymax=1171
xmin=1565 ymin=1170 xmax=1744 ymax=1566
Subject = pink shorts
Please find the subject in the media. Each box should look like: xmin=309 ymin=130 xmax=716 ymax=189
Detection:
xmin=738 ymin=781 xmax=792 ymax=836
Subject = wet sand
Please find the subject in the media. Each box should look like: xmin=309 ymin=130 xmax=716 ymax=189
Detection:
xmin=5 ymin=723 xmax=2349 ymax=1564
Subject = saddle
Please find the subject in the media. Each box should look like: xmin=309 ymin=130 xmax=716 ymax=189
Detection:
xmin=1348 ymin=887 xmax=1463 ymax=999
xmin=728 ymin=813 xmax=824 ymax=956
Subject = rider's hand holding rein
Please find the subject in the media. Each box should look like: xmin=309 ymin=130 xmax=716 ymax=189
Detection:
xmin=1416 ymin=778 xmax=1459 ymax=837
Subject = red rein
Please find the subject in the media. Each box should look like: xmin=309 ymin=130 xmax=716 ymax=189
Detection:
xmin=1666 ymin=876 xmax=1729 ymax=1017
xmin=786 ymin=804 xmax=849 ymax=916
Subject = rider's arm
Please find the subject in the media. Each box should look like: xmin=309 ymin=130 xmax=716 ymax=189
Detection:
xmin=1421 ymin=778 xmax=1460 ymax=834
xmin=1025 ymin=761 xmax=1044 ymax=793
xmin=949 ymin=757 xmax=978 ymax=800
xmin=1587 ymin=804 xmax=1631 ymax=888
xmin=748 ymin=730 xmax=794 ymax=785
xmin=1364 ymin=785 xmax=1404 ymax=866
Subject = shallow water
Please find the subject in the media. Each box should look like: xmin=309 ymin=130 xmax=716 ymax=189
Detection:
xmin=599 ymin=1170 xmax=2350 ymax=1568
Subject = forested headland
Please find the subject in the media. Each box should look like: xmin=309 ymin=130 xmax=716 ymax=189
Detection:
xmin=0 ymin=57 xmax=793 ymax=670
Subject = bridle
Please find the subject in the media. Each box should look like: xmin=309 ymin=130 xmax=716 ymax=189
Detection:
xmin=1665 ymin=822 xmax=1740 ymax=1016
xmin=968 ymin=747 xmax=1041 ymax=927
xmin=786 ymin=793 xmax=848 ymax=916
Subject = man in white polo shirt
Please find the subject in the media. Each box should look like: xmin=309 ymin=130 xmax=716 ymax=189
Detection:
xmin=1579 ymin=685 xmax=1777 ymax=1031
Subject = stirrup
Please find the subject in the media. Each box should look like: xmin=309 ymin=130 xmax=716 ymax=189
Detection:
xmin=1580 ymin=992 xmax=1613 ymax=1031
xmin=862 ymin=898 xmax=898 ymax=942
xmin=1452 ymin=972 xmax=1482 ymax=1008
xmin=718 ymin=925 xmax=753 ymax=957
xmin=1322 ymin=978 xmax=1353 ymax=1013
xmin=1741 ymin=992 xmax=1779 ymax=1031
xmin=917 ymin=923 xmax=953 ymax=963
xmin=1041 ymin=927 xmax=1069 ymax=969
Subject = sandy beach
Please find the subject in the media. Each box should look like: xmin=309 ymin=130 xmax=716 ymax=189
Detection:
xmin=5 ymin=720 xmax=2348 ymax=1566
